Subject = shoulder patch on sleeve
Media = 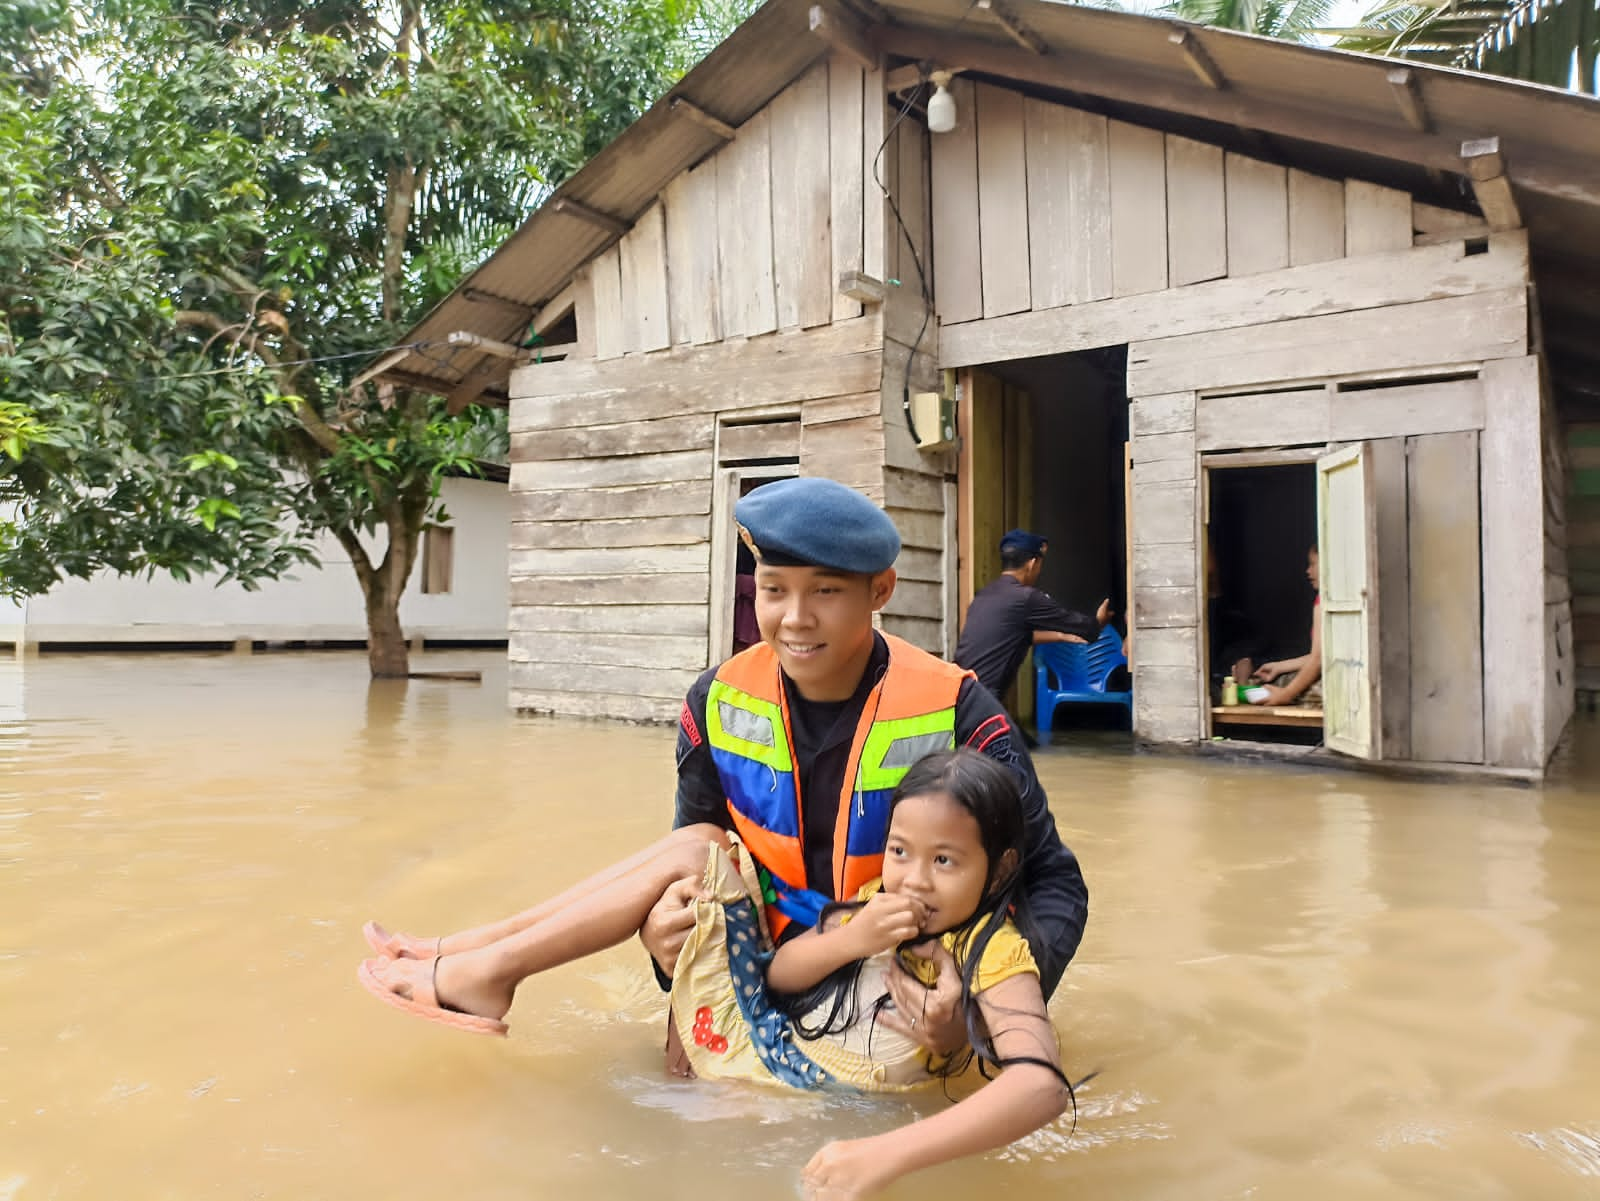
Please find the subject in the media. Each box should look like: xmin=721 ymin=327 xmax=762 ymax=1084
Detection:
xmin=966 ymin=713 xmax=1011 ymax=753
xmin=679 ymin=700 xmax=703 ymax=749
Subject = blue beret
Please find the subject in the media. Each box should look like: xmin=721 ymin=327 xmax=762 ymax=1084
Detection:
xmin=735 ymin=478 xmax=900 ymax=574
xmin=999 ymin=528 xmax=1048 ymax=557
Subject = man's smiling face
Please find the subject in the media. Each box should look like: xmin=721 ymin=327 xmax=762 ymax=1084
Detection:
xmin=753 ymin=564 xmax=896 ymax=702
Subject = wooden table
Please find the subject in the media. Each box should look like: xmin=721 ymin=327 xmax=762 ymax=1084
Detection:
xmin=1211 ymin=704 xmax=1324 ymax=729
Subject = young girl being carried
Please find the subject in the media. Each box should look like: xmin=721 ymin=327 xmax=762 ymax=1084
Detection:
xmin=358 ymin=748 xmax=1080 ymax=1201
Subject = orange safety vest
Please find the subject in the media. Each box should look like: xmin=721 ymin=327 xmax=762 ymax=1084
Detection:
xmin=704 ymin=635 xmax=970 ymax=938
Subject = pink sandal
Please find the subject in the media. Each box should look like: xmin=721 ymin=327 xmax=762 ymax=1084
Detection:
xmin=356 ymin=957 xmax=508 ymax=1037
xmin=362 ymin=920 xmax=441 ymax=961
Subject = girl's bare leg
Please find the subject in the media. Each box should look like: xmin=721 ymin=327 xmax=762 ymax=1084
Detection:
xmin=366 ymin=825 xmax=729 ymax=1021
xmin=369 ymin=824 xmax=725 ymax=958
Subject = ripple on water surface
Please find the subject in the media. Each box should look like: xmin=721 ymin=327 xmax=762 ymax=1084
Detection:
xmin=4 ymin=651 xmax=1600 ymax=1201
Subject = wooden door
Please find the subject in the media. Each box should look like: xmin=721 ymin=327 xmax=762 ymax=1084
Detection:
xmin=1317 ymin=444 xmax=1381 ymax=759
xmin=957 ymin=367 xmax=1034 ymax=717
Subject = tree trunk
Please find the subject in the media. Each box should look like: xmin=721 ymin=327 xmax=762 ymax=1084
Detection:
xmin=365 ymin=581 xmax=410 ymax=678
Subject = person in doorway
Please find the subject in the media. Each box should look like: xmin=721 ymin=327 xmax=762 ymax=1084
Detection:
xmin=1206 ymin=539 xmax=1262 ymax=696
xmin=363 ymin=478 xmax=1088 ymax=1076
xmin=732 ymin=539 xmax=760 ymax=653
xmin=1249 ymin=545 xmax=1322 ymax=706
xmin=953 ymin=529 xmax=1111 ymax=744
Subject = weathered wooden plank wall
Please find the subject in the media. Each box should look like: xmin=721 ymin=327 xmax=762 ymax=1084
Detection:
xmin=509 ymin=318 xmax=892 ymax=719
xmin=1128 ymin=391 xmax=1201 ymax=743
xmin=584 ymin=57 xmax=879 ymax=362
xmin=928 ymin=81 xmax=1492 ymax=343
xmin=943 ymin=234 xmax=1527 ymax=370
xmin=506 ymin=55 xmax=959 ymax=720
xmin=1120 ymin=233 xmax=1536 ymax=764
xmin=880 ymin=274 xmax=950 ymax=652
xmin=1480 ymin=356 xmax=1547 ymax=768
xmin=1407 ymin=429 xmax=1485 ymax=764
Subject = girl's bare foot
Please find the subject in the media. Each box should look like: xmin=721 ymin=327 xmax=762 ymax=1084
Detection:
xmin=364 ymin=953 xmax=515 ymax=1023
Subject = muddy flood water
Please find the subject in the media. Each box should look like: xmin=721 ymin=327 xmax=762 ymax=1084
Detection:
xmin=4 ymin=650 xmax=1600 ymax=1200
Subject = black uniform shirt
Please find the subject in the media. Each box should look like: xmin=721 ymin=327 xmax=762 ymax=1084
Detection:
xmin=674 ymin=632 xmax=1088 ymax=996
xmin=953 ymin=575 xmax=1099 ymax=702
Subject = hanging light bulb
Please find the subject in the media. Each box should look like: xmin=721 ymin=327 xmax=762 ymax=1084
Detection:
xmin=926 ymin=71 xmax=956 ymax=134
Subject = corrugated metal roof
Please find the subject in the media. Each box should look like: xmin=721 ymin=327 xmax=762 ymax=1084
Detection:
xmin=385 ymin=0 xmax=1600 ymax=404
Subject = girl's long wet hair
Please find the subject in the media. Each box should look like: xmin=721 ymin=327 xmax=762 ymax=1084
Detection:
xmin=771 ymin=748 xmax=1073 ymax=1094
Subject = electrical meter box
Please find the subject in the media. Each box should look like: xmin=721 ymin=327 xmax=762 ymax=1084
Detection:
xmin=909 ymin=371 xmax=958 ymax=451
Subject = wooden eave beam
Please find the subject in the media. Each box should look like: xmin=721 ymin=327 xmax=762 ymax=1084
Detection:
xmin=384 ymin=368 xmax=458 ymax=396
xmin=446 ymin=330 xmax=524 ymax=360
xmin=1169 ymin=27 xmax=1226 ymax=90
xmin=1386 ymin=69 xmax=1450 ymax=187
xmin=839 ymin=271 xmax=887 ymax=305
xmin=461 ymin=285 xmax=533 ymax=314
xmin=531 ymin=282 xmax=576 ymax=336
xmin=550 ymin=196 xmax=630 ymax=238
xmin=868 ymin=25 xmax=1600 ymax=204
xmin=444 ymin=354 xmax=516 ymax=414
xmin=837 ymin=0 xmax=889 ymax=25
xmin=446 ymin=377 xmax=495 ymax=415
xmin=976 ymin=0 xmax=1048 ymax=55
xmin=351 ymin=347 xmax=414 ymax=391
xmin=1386 ymin=68 xmax=1431 ymax=132
xmin=808 ymin=4 xmax=879 ymax=72
xmin=885 ymin=63 xmax=923 ymax=92
xmin=887 ymin=63 xmax=968 ymax=93
xmin=670 ymin=97 xmax=736 ymax=140
xmin=1461 ymin=137 xmax=1523 ymax=231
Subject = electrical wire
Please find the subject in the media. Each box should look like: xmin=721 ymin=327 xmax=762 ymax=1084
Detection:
xmin=157 ymin=341 xmax=433 ymax=381
xmin=872 ymin=0 xmax=985 ymax=447
xmin=871 ymin=83 xmax=934 ymax=446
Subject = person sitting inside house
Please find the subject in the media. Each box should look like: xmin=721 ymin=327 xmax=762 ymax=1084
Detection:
xmin=954 ymin=529 xmax=1110 ymax=742
xmin=1206 ymin=539 xmax=1263 ymax=698
xmin=1249 ymin=545 xmax=1321 ymax=706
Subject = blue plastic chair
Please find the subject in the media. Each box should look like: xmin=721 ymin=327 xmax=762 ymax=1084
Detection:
xmin=1034 ymin=625 xmax=1133 ymax=744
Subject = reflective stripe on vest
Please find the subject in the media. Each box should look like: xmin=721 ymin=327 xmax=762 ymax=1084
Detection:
xmin=843 ymin=710 xmax=960 ymax=859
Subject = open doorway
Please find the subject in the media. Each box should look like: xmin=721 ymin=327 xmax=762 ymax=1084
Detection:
xmin=1204 ymin=459 xmax=1323 ymax=745
xmin=707 ymin=418 xmax=799 ymax=665
xmin=957 ymin=348 xmax=1130 ymax=738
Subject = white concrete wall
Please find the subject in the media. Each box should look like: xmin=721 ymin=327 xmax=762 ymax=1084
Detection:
xmin=10 ymin=477 xmax=509 ymax=644
xmin=0 ymin=592 xmax=24 ymax=645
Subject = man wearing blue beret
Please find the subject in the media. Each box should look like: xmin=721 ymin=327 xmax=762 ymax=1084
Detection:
xmin=955 ymin=529 xmax=1111 ymax=746
xmin=641 ymin=478 xmax=1089 ymax=1070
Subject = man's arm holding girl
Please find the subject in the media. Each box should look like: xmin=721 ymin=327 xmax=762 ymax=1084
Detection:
xmin=956 ymin=682 xmax=1088 ymax=994
xmin=878 ymin=683 xmax=1087 ymax=1052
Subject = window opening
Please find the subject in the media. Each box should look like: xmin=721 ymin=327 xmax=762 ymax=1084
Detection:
xmin=421 ymin=526 xmax=455 ymax=595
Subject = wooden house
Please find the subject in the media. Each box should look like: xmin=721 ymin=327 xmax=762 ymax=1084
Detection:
xmin=377 ymin=0 xmax=1600 ymax=777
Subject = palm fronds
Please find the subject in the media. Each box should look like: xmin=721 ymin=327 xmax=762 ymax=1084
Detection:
xmin=1338 ymin=0 xmax=1598 ymax=94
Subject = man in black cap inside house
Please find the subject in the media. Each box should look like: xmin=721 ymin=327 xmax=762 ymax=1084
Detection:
xmin=954 ymin=529 xmax=1112 ymax=747
xmin=640 ymin=479 xmax=1089 ymax=1073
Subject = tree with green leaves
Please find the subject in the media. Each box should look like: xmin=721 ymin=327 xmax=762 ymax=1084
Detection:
xmin=1 ymin=0 xmax=750 ymax=675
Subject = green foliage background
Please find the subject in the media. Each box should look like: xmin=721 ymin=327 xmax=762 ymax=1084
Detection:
xmin=1 ymin=0 xmax=756 ymax=666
